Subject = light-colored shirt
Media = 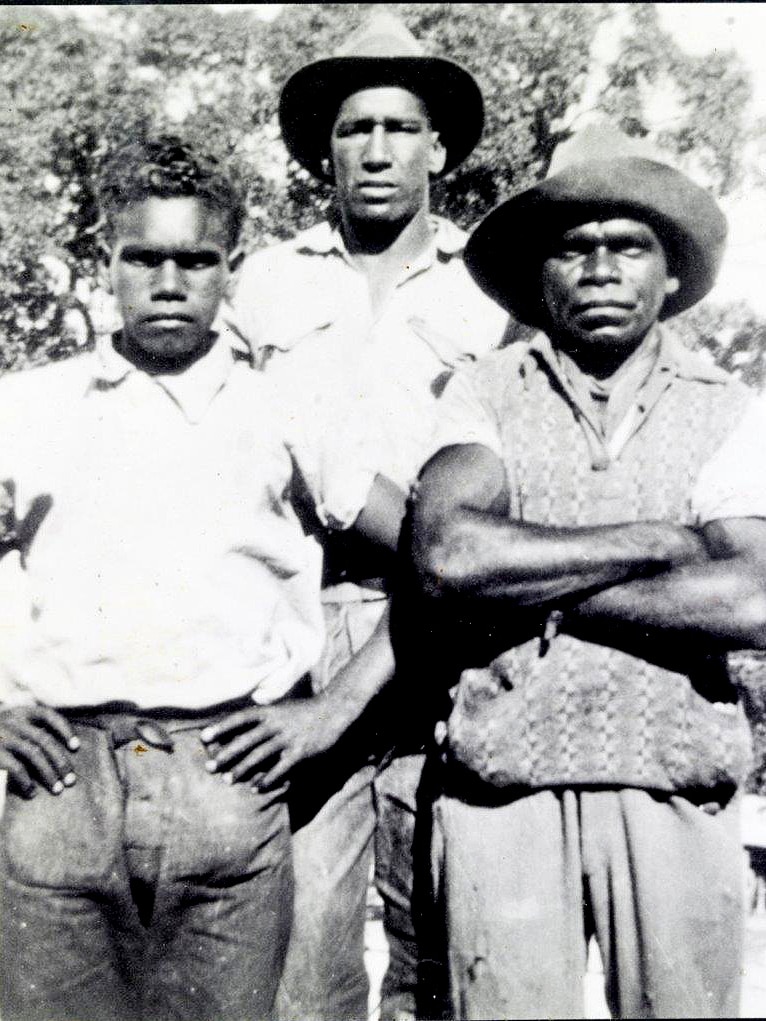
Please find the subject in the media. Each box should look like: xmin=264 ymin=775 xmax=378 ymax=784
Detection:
xmin=228 ymin=215 xmax=508 ymax=602
xmin=228 ymin=215 xmax=509 ymax=492
xmin=0 ymin=327 xmax=375 ymax=710
xmin=693 ymin=390 xmax=766 ymax=522
xmin=427 ymin=327 xmax=763 ymax=525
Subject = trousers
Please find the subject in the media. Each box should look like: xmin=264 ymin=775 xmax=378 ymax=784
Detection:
xmin=434 ymin=785 xmax=744 ymax=1020
xmin=0 ymin=714 xmax=292 ymax=1021
xmin=276 ymin=599 xmax=382 ymax=1021
xmin=374 ymin=751 xmax=449 ymax=1021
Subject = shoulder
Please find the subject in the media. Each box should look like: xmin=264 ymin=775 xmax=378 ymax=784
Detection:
xmin=236 ymin=222 xmax=333 ymax=280
xmin=0 ymin=353 xmax=91 ymax=405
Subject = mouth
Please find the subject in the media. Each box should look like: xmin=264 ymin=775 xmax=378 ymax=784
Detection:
xmin=356 ymin=181 xmax=398 ymax=199
xmin=572 ymin=302 xmax=635 ymax=326
xmin=143 ymin=313 xmax=195 ymax=328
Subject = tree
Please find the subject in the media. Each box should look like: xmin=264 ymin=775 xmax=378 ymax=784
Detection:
xmin=0 ymin=2 xmax=758 ymax=368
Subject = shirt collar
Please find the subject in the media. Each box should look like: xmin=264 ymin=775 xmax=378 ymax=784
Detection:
xmin=528 ymin=323 xmax=728 ymax=393
xmin=296 ymin=214 xmax=466 ymax=261
xmin=88 ymin=319 xmax=253 ymax=422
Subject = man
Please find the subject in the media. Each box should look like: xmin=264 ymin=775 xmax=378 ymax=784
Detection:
xmin=230 ymin=12 xmax=507 ymax=1021
xmin=411 ymin=124 xmax=766 ymax=1019
xmin=0 ymin=136 xmax=401 ymax=1021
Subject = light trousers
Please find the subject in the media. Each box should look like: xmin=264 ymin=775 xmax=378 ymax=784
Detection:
xmin=435 ymin=785 xmax=744 ymax=1020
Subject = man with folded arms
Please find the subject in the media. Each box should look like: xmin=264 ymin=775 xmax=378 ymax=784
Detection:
xmin=412 ymin=124 xmax=766 ymax=1019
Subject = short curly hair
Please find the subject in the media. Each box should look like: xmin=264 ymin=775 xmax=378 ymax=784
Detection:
xmin=98 ymin=136 xmax=244 ymax=250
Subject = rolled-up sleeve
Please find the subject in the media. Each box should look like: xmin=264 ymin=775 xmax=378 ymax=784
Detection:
xmin=692 ymin=394 xmax=766 ymax=523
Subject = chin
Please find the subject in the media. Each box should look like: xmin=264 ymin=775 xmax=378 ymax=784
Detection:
xmin=139 ymin=334 xmax=204 ymax=360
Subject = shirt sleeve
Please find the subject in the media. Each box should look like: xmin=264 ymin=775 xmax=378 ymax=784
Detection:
xmin=692 ymin=394 xmax=766 ymax=523
xmin=423 ymin=363 xmax=503 ymax=466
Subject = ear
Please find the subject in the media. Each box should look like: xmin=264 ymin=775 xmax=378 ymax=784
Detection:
xmin=321 ymin=156 xmax=335 ymax=183
xmin=664 ymin=275 xmax=680 ymax=297
xmin=428 ymin=133 xmax=447 ymax=177
xmin=227 ymin=243 xmax=245 ymax=274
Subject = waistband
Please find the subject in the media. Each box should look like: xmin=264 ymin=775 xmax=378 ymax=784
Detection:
xmin=61 ymin=692 xmax=258 ymax=751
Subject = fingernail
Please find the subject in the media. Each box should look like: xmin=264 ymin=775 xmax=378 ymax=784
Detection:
xmin=200 ymin=727 xmax=214 ymax=743
xmin=68 ymin=736 xmax=80 ymax=751
xmin=205 ymin=760 xmax=217 ymax=773
xmin=52 ymin=780 xmax=64 ymax=795
xmin=63 ymin=772 xmax=76 ymax=787
xmin=223 ymin=773 xmax=234 ymax=785
xmin=25 ymin=787 xmax=37 ymax=799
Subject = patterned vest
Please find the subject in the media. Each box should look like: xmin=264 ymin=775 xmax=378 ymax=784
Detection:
xmin=448 ymin=336 xmax=754 ymax=794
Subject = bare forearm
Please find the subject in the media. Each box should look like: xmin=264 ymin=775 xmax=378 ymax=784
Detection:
xmin=567 ymin=561 xmax=766 ymax=650
xmin=319 ymin=606 xmax=396 ymax=731
xmin=417 ymin=512 xmax=704 ymax=606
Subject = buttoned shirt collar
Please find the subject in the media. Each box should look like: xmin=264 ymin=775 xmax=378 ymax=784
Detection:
xmin=89 ymin=320 xmax=253 ymax=424
xmin=295 ymin=213 xmax=465 ymax=262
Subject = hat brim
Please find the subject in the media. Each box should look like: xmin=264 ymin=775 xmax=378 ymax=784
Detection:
xmin=279 ymin=55 xmax=484 ymax=182
xmin=465 ymin=158 xmax=727 ymax=323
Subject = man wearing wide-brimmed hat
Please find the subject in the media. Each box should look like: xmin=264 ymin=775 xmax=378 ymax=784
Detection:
xmin=411 ymin=123 xmax=766 ymax=1018
xmin=229 ymin=10 xmax=507 ymax=1021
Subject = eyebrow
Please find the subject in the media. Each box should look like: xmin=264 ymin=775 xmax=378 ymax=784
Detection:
xmin=334 ymin=116 xmax=425 ymax=132
xmin=119 ymin=244 xmax=224 ymax=259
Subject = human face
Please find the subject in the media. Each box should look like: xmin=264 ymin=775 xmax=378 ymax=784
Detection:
xmin=108 ymin=196 xmax=231 ymax=364
xmin=541 ymin=218 xmax=680 ymax=364
xmin=330 ymin=86 xmax=446 ymax=225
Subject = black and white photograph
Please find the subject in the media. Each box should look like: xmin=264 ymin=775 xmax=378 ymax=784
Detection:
xmin=1 ymin=3 xmax=766 ymax=1019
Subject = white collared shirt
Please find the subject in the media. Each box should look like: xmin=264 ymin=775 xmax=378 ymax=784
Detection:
xmin=227 ymin=216 xmax=509 ymax=492
xmin=0 ymin=327 xmax=376 ymax=709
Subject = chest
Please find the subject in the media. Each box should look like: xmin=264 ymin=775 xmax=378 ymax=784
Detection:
xmin=498 ymin=371 xmax=743 ymax=526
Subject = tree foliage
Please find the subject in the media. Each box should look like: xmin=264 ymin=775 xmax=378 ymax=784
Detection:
xmin=0 ymin=2 xmax=759 ymax=369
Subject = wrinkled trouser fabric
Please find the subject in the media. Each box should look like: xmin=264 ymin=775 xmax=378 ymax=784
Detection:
xmin=435 ymin=785 xmax=744 ymax=1020
xmin=0 ymin=720 xmax=292 ymax=1021
xmin=276 ymin=599 xmax=382 ymax=1021
xmin=374 ymin=751 xmax=450 ymax=1021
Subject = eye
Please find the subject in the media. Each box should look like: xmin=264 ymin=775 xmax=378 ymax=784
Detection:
xmin=334 ymin=120 xmax=373 ymax=139
xmin=121 ymin=250 xmax=162 ymax=269
xmin=176 ymin=253 xmax=221 ymax=271
xmin=551 ymin=247 xmax=584 ymax=261
xmin=389 ymin=121 xmax=422 ymax=134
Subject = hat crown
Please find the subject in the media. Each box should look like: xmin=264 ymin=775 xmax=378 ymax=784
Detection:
xmin=547 ymin=123 xmax=666 ymax=177
xmin=335 ymin=10 xmax=425 ymax=59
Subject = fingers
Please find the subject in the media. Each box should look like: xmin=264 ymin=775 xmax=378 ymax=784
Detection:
xmin=0 ymin=728 xmax=75 ymax=797
xmin=255 ymin=781 xmax=290 ymax=808
xmin=0 ymin=707 xmax=79 ymax=797
xmin=199 ymin=707 xmax=263 ymax=746
xmin=226 ymin=737 xmax=285 ymax=784
xmin=32 ymin=706 xmax=80 ymax=753
xmin=203 ymin=722 xmax=278 ymax=774
xmin=253 ymin=755 xmax=295 ymax=792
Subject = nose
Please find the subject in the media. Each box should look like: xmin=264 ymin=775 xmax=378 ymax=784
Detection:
xmin=152 ymin=259 xmax=186 ymax=300
xmin=582 ymin=245 xmax=620 ymax=284
xmin=362 ymin=124 xmax=392 ymax=168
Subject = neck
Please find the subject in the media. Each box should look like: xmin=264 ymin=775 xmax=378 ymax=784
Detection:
xmin=341 ymin=205 xmax=434 ymax=262
xmin=553 ymin=328 xmax=658 ymax=384
xmin=114 ymin=330 xmax=217 ymax=375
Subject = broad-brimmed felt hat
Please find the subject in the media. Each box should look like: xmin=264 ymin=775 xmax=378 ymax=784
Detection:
xmin=464 ymin=123 xmax=728 ymax=323
xmin=279 ymin=10 xmax=484 ymax=183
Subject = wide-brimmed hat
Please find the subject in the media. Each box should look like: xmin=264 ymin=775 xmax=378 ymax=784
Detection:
xmin=464 ymin=123 xmax=727 ymax=323
xmin=279 ymin=10 xmax=484 ymax=183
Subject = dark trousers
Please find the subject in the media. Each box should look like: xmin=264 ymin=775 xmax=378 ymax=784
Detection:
xmin=0 ymin=715 xmax=292 ymax=1021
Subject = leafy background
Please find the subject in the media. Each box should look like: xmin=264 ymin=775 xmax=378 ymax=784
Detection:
xmin=2 ymin=1 xmax=766 ymax=788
